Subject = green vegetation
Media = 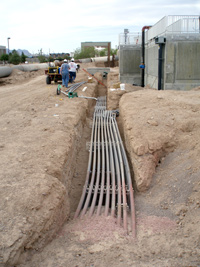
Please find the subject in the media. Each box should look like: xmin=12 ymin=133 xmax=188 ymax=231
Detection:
xmin=0 ymin=54 xmax=9 ymax=62
xmin=9 ymin=50 xmax=21 ymax=65
xmin=99 ymin=48 xmax=118 ymax=57
xmin=74 ymin=47 xmax=95 ymax=60
xmin=21 ymin=52 xmax=26 ymax=63
xmin=74 ymin=46 xmax=118 ymax=60
xmin=37 ymin=49 xmax=47 ymax=63
xmin=1 ymin=51 xmax=27 ymax=64
xmin=56 ymin=55 xmax=71 ymax=61
xmin=48 ymin=56 xmax=54 ymax=62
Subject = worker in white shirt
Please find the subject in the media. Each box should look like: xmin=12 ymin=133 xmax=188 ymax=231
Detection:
xmin=69 ymin=58 xmax=77 ymax=83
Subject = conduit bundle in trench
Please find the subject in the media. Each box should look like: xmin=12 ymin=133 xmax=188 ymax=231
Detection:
xmin=74 ymin=96 xmax=136 ymax=236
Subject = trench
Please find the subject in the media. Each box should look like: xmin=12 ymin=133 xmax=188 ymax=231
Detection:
xmin=68 ymin=77 xmax=135 ymax=235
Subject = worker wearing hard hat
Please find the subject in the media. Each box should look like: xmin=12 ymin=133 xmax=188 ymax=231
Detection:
xmin=60 ymin=59 xmax=70 ymax=87
xmin=69 ymin=58 xmax=77 ymax=83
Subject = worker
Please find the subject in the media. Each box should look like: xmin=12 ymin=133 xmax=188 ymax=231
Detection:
xmin=76 ymin=64 xmax=80 ymax=72
xmin=60 ymin=59 xmax=70 ymax=87
xmin=69 ymin=58 xmax=77 ymax=83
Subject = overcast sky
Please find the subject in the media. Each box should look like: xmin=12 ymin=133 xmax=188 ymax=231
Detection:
xmin=1 ymin=0 xmax=200 ymax=55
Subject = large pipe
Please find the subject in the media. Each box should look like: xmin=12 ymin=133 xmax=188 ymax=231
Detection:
xmin=141 ymin=26 xmax=151 ymax=87
xmin=79 ymin=58 xmax=92 ymax=63
xmin=91 ymin=56 xmax=119 ymax=63
xmin=0 ymin=66 xmax=12 ymax=78
xmin=0 ymin=63 xmax=50 ymax=78
xmin=12 ymin=63 xmax=49 ymax=72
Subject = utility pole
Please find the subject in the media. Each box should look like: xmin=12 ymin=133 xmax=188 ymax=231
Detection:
xmin=107 ymin=42 xmax=111 ymax=67
xmin=7 ymin=37 xmax=11 ymax=54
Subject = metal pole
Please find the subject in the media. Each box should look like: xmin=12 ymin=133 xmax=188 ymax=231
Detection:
xmin=158 ymin=44 xmax=163 ymax=90
xmin=141 ymin=26 xmax=151 ymax=87
xmin=7 ymin=37 xmax=10 ymax=54
xmin=141 ymin=30 xmax=145 ymax=87
xmin=107 ymin=42 xmax=111 ymax=67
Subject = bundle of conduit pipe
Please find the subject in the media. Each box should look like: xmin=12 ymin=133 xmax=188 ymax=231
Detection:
xmin=65 ymin=81 xmax=86 ymax=93
xmin=74 ymin=96 xmax=136 ymax=236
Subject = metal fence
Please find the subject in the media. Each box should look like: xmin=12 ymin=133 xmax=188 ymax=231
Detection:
xmin=119 ymin=32 xmax=142 ymax=45
xmin=146 ymin=15 xmax=200 ymax=41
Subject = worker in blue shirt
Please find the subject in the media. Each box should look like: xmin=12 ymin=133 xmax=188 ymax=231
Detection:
xmin=60 ymin=59 xmax=70 ymax=87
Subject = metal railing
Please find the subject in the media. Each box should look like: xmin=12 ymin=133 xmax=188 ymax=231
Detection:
xmin=146 ymin=15 xmax=200 ymax=41
xmin=166 ymin=18 xmax=200 ymax=34
xmin=119 ymin=32 xmax=142 ymax=45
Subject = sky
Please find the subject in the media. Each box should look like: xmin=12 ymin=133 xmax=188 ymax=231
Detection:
xmin=1 ymin=0 xmax=200 ymax=55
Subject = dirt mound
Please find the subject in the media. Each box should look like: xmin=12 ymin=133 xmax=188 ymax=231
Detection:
xmin=0 ymin=69 xmax=98 ymax=265
xmin=0 ymin=68 xmax=45 ymax=86
xmin=120 ymin=89 xmax=200 ymax=191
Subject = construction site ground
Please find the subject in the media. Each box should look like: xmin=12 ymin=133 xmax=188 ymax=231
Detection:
xmin=0 ymin=63 xmax=199 ymax=267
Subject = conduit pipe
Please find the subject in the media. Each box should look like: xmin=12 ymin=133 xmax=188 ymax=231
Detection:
xmin=141 ymin=26 xmax=151 ymax=87
xmin=74 ymin=96 xmax=136 ymax=235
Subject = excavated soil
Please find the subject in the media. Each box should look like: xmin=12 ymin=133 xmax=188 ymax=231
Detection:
xmin=0 ymin=63 xmax=200 ymax=267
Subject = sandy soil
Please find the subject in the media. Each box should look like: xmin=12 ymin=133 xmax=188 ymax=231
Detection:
xmin=0 ymin=64 xmax=200 ymax=267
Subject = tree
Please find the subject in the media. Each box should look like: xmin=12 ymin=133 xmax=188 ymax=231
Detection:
xmin=0 ymin=54 xmax=9 ymax=63
xmin=73 ymin=46 xmax=118 ymax=60
xmin=9 ymin=50 xmax=21 ymax=65
xmin=99 ymin=49 xmax=106 ymax=57
xmin=74 ymin=48 xmax=81 ymax=60
xmin=48 ymin=56 xmax=54 ymax=62
xmin=37 ymin=48 xmax=47 ymax=63
xmin=74 ymin=47 xmax=95 ymax=59
xmin=99 ymin=48 xmax=118 ymax=57
xmin=110 ymin=48 xmax=118 ymax=56
xmin=21 ymin=52 xmax=26 ymax=63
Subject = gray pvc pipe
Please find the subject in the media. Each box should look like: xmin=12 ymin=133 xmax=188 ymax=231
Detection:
xmin=0 ymin=63 xmax=49 ymax=78
xmin=91 ymin=56 xmax=119 ymax=62
xmin=79 ymin=58 xmax=92 ymax=63
xmin=0 ymin=66 xmax=12 ymax=78
xmin=12 ymin=63 xmax=49 ymax=72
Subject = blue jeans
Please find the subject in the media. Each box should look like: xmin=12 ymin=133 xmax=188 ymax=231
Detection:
xmin=69 ymin=71 xmax=76 ymax=82
xmin=62 ymin=72 xmax=69 ymax=87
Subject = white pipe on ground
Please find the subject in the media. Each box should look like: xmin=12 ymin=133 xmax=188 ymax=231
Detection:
xmin=0 ymin=66 xmax=12 ymax=78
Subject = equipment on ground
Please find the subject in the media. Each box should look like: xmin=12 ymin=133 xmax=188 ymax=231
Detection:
xmin=45 ymin=66 xmax=62 ymax=84
xmin=68 ymin=92 xmax=78 ymax=98
xmin=56 ymin=84 xmax=68 ymax=96
xmin=56 ymin=84 xmax=97 ymax=100
xmin=82 ymin=68 xmax=107 ymax=87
